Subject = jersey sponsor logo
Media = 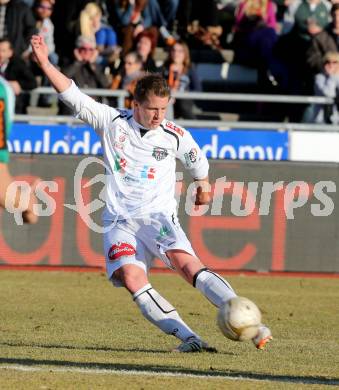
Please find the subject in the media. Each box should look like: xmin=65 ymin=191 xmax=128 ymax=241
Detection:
xmin=113 ymin=155 xmax=127 ymax=172
xmin=152 ymin=147 xmax=168 ymax=161
xmin=114 ymin=127 xmax=129 ymax=150
xmin=140 ymin=165 xmax=156 ymax=179
xmin=0 ymin=99 xmax=6 ymax=150
xmin=108 ymin=242 xmax=136 ymax=261
xmin=156 ymin=225 xmax=170 ymax=241
xmin=114 ymin=141 xmax=125 ymax=150
xmin=121 ymin=165 xmax=156 ymax=183
xmin=165 ymin=121 xmax=184 ymax=137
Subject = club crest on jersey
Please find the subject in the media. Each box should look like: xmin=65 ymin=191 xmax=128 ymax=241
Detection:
xmin=188 ymin=148 xmax=197 ymax=163
xmin=152 ymin=147 xmax=168 ymax=161
xmin=108 ymin=242 xmax=136 ymax=261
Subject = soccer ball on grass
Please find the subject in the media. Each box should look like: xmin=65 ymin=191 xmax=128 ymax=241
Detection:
xmin=217 ymin=296 xmax=262 ymax=341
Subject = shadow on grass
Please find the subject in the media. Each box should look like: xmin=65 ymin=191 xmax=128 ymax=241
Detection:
xmin=0 ymin=356 xmax=338 ymax=386
xmin=0 ymin=341 xmax=226 ymax=355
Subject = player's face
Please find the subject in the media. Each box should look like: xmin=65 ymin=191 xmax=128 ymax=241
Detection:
xmin=134 ymin=93 xmax=169 ymax=129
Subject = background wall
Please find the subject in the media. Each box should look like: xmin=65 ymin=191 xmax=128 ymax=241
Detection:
xmin=1 ymin=155 xmax=338 ymax=272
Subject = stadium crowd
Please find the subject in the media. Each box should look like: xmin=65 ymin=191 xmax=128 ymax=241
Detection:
xmin=2 ymin=0 xmax=339 ymax=122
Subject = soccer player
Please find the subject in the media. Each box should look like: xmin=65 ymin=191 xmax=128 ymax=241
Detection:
xmin=0 ymin=75 xmax=38 ymax=224
xmin=31 ymin=34 xmax=272 ymax=352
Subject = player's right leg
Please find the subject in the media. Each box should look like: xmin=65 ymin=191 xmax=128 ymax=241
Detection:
xmin=104 ymin=222 xmax=206 ymax=352
xmin=113 ymin=264 xmax=206 ymax=351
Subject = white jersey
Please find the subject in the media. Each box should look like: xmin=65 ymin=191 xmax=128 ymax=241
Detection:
xmin=59 ymin=81 xmax=209 ymax=221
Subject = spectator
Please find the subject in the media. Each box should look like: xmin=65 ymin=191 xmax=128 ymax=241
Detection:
xmin=234 ymin=0 xmax=277 ymax=30
xmin=0 ymin=38 xmax=37 ymax=113
xmin=305 ymin=21 xmax=337 ymax=76
xmin=162 ymin=40 xmax=201 ymax=118
xmin=51 ymin=0 xmax=89 ymax=67
xmin=292 ymin=0 xmax=331 ymax=40
xmin=79 ymin=2 xmax=119 ymax=66
xmin=32 ymin=0 xmax=58 ymax=66
xmin=31 ymin=0 xmax=58 ymax=106
xmin=0 ymin=0 xmax=37 ymax=58
xmin=157 ymin=0 xmax=179 ymax=32
xmin=111 ymin=51 xmax=145 ymax=107
xmin=275 ymin=0 xmax=331 ymax=93
xmin=176 ymin=0 xmax=223 ymax=47
xmin=59 ymin=35 xmax=110 ymax=114
xmin=312 ymin=51 xmax=339 ymax=123
xmin=327 ymin=3 xmax=339 ymax=48
xmin=232 ymin=0 xmax=278 ymax=71
xmin=135 ymin=29 xmax=159 ymax=72
xmin=111 ymin=0 xmax=175 ymax=56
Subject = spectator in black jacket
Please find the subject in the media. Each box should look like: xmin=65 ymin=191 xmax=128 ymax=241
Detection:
xmin=0 ymin=0 xmax=37 ymax=58
xmin=59 ymin=35 xmax=110 ymax=114
xmin=0 ymin=38 xmax=37 ymax=113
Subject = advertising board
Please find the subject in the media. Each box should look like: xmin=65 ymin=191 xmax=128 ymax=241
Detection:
xmin=1 ymin=156 xmax=338 ymax=273
xmin=9 ymin=124 xmax=288 ymax=161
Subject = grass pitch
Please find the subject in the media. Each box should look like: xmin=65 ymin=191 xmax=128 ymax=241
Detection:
xmin=0 ymin=270 xmax=338 ymax=389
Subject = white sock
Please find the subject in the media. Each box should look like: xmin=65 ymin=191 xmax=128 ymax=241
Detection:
xmin=133 ymin=284 xmax=199 ymax=342
xmin=194 ymin=268 xmax=237 ymax=307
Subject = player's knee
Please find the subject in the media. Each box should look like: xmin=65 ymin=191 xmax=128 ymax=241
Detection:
xmin=117 ymin=266 xmax=148 ymax=294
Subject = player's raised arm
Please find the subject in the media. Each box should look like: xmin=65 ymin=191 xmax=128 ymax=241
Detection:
xmin=31 ymin=35 xmax=115 ymax=133
xmin=31 ymin=35 xmax=71 ymax=93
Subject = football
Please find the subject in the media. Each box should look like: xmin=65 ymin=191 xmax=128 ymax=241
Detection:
xmin=217 ymin=296 xmax=262 ymax=341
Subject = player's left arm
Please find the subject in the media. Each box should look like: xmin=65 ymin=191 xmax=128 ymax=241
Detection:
xmin=174 ymin=124 xmax=211 ymax=206
xmin=194 ymin=176 xmax=211 ymax=205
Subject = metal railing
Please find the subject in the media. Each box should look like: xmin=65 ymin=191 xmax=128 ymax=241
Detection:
xmin=17 ymin=86 xmax=339 ymax=132
xmin=30 ymin=86 xmax=335 ymax=106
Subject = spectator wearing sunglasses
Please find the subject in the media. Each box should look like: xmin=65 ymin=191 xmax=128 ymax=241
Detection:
xmin=32 ymin=0 xmax=58 ymax=66
xmin=58 ymin=35 xmax=110 ymax=115
xmin=31 ymin=0 xmax=59 ymax=107
xmin=111 ymin=51 xmax=145 ymax=108
xmin=312 ymin=51 xmax=339 ymax=123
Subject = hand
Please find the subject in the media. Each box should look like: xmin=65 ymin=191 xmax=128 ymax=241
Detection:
xmin=73 ymin=48 xmax=83 ymax=62
xmin=133 ymin=24 xmax=144 ymax=37
xmin=89 ymin=48 xmax=99 ymax=64
xmin=31 ymin=35 xmax=49 ymax=68
xmin=22 ymin=179 xmax=40 ymax=224
xmin=195 ymin=191 xmax=211 ymax=205
xmin=194 ymin=179 xmax=211 ymax=206
xmin=8 ymin=80 xmax=21 ymax=95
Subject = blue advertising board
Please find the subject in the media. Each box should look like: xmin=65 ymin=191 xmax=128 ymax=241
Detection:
xmin=193 ymin=128 xmax=288 ymax=160
xmin=9 ymin=123 xmax=288 ymax=160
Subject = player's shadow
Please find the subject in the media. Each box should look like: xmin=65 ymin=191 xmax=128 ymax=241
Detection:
xmin=0 ymin=342 xmax=223 ymax=355
xmin=0 ymin=341 xmax=223 ymax=355
xmin=0 ymin=356 xmax=338 ymax=386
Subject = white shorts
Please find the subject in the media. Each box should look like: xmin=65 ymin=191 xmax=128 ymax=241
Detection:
xmin=103 ymin=213 xmax=196 ymax=286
